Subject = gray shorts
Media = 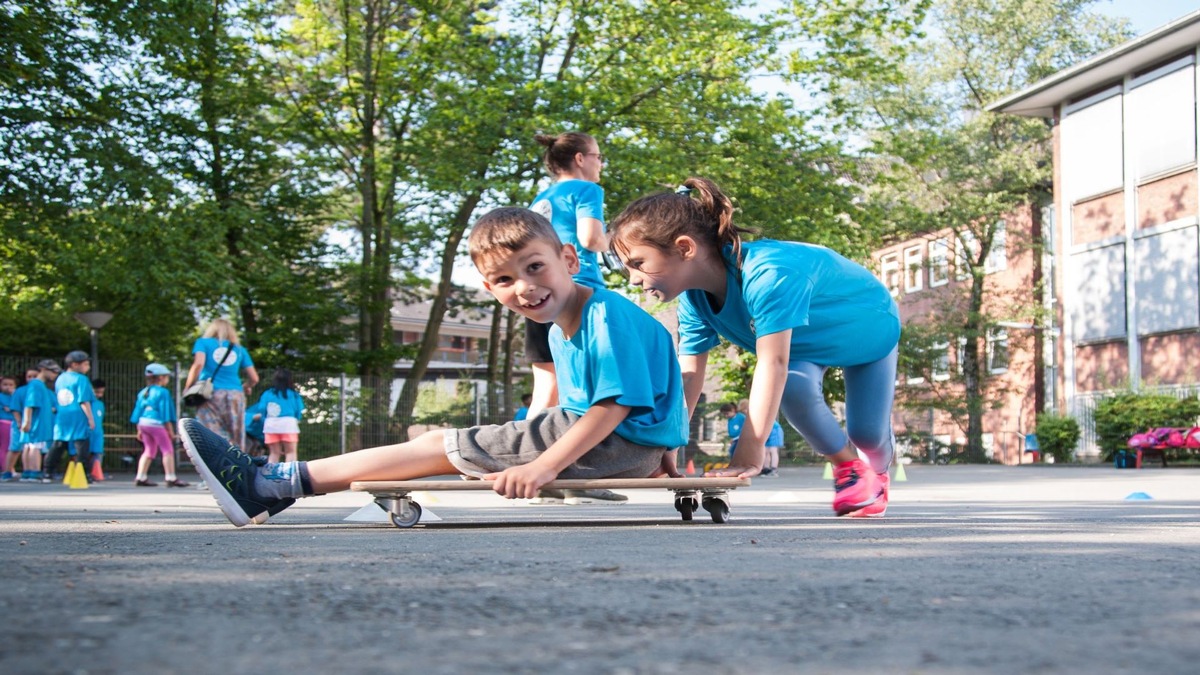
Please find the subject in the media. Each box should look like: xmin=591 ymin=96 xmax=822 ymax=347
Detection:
xmin=445 ymin=408 xmax=666 ymax=479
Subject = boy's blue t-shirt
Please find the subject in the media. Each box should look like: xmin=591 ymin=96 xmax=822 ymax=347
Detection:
xmin=21 ymin=379 xmax=56 ymax=444
xmin=529 ymin=179 xmax=606 ymax=289
xmin=257 ymin=388 xmax=305 ymax=420
xmin=130 ymin=385 xmax=177 ymax=426
xmin=192 ymin=337 xmax=253 ymax=391
xmin=8 ymin=384 xmax=28 ymax=450
xmin=677 ymin=240 xmax=900 ymax=367
xmin=550 ymin=287 xmax=687 ymax=448
xmin=90 ymin=398 xmax=106 ymax=455
xmin=53 ymin=370 xmax=95 ymax=441
xmin=514 ymin=406 xmax=529 ymax=422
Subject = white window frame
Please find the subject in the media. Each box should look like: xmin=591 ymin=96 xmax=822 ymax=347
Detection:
xmin=986 ymin=328 xmax=1009 ymax=374
xmin=984 ymin=220 xmax=1007 ymax=274
xmin=903 ymin=245 xmax=924 ymax=293
xmin=929 ymin=238 xmax=949 ymax=287
xmin=880 ymin=252 xmax=900 ymax=297
xmin=956 ymin=231 xmax=978 ymax=281
xmin=932 ymin=341 xmax=950 ymax=381
xmin=955 ymin=337 xmax=968 ymax=375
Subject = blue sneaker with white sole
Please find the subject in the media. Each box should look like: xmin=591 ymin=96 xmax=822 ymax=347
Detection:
xmin=178 ymin=418 xmax=294 ymax=527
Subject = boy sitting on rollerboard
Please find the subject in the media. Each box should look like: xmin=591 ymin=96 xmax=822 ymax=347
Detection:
xmin=181 ymin=207 xmax=689 ymax=526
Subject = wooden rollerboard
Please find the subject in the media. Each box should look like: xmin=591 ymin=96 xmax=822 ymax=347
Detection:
xmin=350 ymin=477 xmax=751 ymax=528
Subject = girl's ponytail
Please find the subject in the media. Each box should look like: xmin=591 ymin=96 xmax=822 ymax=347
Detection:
xmin=679 ymin=177 xmax=744 ymax=267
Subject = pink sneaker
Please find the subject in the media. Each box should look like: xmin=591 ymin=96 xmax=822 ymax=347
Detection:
xmin=832 ymin=459 xmax=880 ymax=516
xmin=848 ymin=472 xmax=889 ymax=518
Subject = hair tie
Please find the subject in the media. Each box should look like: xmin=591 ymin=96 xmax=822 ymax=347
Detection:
xmin=675 ymin=184 xmax=693 ymax=195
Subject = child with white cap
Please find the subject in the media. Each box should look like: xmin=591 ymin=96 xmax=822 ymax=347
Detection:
xmin=131 ymin=363 xmax=188 ymax=487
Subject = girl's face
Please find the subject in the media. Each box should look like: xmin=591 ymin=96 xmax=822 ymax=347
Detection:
xmin=25 ymin=370 xmax=37 ymax=383
xmin=616 ymin=241 xmax=690 ymax=303
xmin=0 ymin=379 xmax=14 ymax=394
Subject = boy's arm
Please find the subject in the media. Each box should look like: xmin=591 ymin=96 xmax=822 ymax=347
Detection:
xmin=81 ymin=401 xmax=94 ymax=430
xmin=487 ymin=398 xmax=630 ymax=499
xmin=21 ymin=407 xmax=32 ymax=433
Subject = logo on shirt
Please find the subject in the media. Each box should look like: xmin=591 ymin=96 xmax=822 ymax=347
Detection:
xmin=57 ymin=389 xmax=75 ymax=406
xmin=530 ymin=199 xmax=552 ymax=220
xmin=211 ymin=347 xmax=234 ymax=368
xmin=267 ymin=402 xmax=282 ymax=418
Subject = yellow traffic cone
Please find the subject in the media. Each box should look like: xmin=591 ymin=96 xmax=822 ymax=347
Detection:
xmin=894 ymin=461 xmax=908 ymax=482
xmin=62 ymin=461 xmax=74 ymax=485
xmin=822 ymin=462 xmax=833 ymax=480
xmin=68 ymin=461 xmax=89 ymax=489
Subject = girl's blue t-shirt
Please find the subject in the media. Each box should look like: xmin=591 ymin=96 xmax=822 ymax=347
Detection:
xmin=90 ymin=398 xmax=106 ymax=454
xmin=130 ymin=385 xmax=177 ymax=426
xmin=677 ymin=240 xmax=900 ymax=367
xmin=258 ymin=388 xmax=305 ymax=421
xmin=727 ymin=412 xmax=745 ymax=443
xmin=550 ymin=288 xmax=687 ymax=449
xmin=529 ymin=179 xmax=606 ymax=289
xmin=767 ymin=421 xmax=785 ymax=447
xmin=8 ymin=385 xmax=28 ymax=450
xmin=0 ymin=391 xmax=17 ymax=425
xmin=192 ymin=337 xmax=254 ymax=391
xmin=53 ymin=370 xmax=95 ymax=442
xmin=21 ymin=379 xmax=56 ymax=444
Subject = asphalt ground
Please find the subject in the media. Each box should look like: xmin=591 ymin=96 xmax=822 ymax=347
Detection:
xmin=1 ymin=464 xmax=1197 ymax=674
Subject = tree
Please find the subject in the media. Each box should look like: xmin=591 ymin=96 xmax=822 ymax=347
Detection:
xmin=799 ymin=0 xmax=1132 ymax=461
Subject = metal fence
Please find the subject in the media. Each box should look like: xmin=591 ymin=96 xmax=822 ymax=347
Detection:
xmin=1071 ymin=383 xmax=1200 ymax=457
xmin=1 ymin=356 xmax=517 ymax=465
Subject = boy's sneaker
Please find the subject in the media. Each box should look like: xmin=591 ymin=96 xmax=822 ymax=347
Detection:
xmin=135 ymin=479 xmax=158 ymax=487
xmin=564 ymin=489 xmax=628 ymax=505
xmin=831 ymin=459 xmax=880 ymax=516
xmin=0 ymin=471 xmax=14 ymax=482
xmin=528 ymin=489 xmax=566 ymax=504
xmin=178 ymin=418 xmax=293 ymax=527
xmin=848 ymin=472 xmax=890 ymax=518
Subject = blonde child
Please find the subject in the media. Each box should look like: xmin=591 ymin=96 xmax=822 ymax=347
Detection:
xmin=131 ymin=363 xmax=188 ymax=487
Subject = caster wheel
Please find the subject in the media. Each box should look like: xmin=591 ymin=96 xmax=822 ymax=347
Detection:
xmin=388 ymin=501 xmax=422 ymax=528
xmin=675 ymin=495 xmax=697 ymax=521
xmin=702 ymin=497 xmax=730 ymax=524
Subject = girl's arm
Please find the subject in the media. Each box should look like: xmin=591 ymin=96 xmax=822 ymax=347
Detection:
xmin=486 ymin=398 xmax=629 ymax=499
xmin=679 ymin=352 xmax=709 ymax=419
xmin=715 ymin=330 xmax=792 ymax=479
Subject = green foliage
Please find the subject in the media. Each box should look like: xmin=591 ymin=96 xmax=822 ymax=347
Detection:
xmin=1034 ymin=413 xmax=1081 ymax=464
xmin=1093 ymin=392 xmax=1200 ymax=458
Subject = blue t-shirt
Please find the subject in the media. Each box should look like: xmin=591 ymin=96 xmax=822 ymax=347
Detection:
xmin=677 ymin=240 xmax=900 ymax=367
xmin=0 ymin=391 xmax=18 ymax=425
xmin=514 ymin=406 xmax=529 ymax=422
xmin=550 ymin=287 xmax=687 ymax=448
xmin=192 ymin=337 xmax=254 ymax=391
xmin=257 ymin=389 xmax=305 ymax=421
xmin=767 ymin=422 xmax=784 ymax=447
xmin=130 ymin=385 xmax=177 ymax=426
xmin=21 ymin=379 xmax=56 ymax=444
xmin=245 ymin=401 xmax=266 ymax=442
xmin=90 ymin=398 xmax=106 ymax=455
xmin=8 ymin=384 xmax=28 ymax=450
xmin=529 ymin=179 xmax=606 ymax=289
xmin=53 ymin=371 xmax=95 ymax=441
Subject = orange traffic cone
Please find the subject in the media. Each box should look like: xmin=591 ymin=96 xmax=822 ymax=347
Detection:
xmin=685 ymin=458 xmax=696 ymax=475
xmin=91 ymin=459 xmax=105 ymax=482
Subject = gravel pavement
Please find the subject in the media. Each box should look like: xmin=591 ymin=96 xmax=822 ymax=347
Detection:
xmin=1 ymin=464 xmax=1197 ymax=674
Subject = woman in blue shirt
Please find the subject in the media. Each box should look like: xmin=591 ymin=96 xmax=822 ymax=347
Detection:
xmin=183 ymin=318 xmax=259 ymax=450
xmin=611 ymin=177 xmax=900 ymax=517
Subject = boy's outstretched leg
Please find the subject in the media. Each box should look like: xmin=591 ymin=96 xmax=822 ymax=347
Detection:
xmin=179 ymin=419 xmax=296 ymax=527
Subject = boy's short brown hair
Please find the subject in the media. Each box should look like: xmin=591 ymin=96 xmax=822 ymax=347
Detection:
xmin=468 ymin=207 xmax=563 ymax=268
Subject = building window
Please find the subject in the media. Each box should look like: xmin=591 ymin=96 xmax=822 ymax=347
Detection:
xmin=1061 ymin=92 xmax=1123 ymax=202
xmin=984 ymin=221 xmax=1006 ymax=274
xmin=1128 ymin=60 xmax=1196 ymax=180
xmin=986 ymin=328 xmax=1009 ymax=374
xmin=904 ymin=246 xmax=924 ymax=293
xmin=881 ymin=252 xmax=900 ymax=297
xmin=955 ymin=337 xmax=968 ymax=374
xmin=956 ymin=231 xmax=978 ymax=281
xmin=932 ymin=341 xmax=950 ymax=381
xmin=929 ymin=238 xmax=949 ymax=287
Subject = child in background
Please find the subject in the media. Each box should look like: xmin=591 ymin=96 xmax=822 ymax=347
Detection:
xmin=513 ymin=393 xmax=532 ymax=422
xmin=90 ymin=379 xmax=107 ymax=480
xmin=257 ymin=368 xmax=305 ymax=464
xmin=131 ymin=363 xmax=188 ymax=487
xmin=181 ymin=207 xmax=687 ymax=527
xmin=20 ymin=360 xmax=60 ymax=483
xmin=610 ymin=177 xmax=900 ymax=516
xmin=720 ymin=402 xmax=745 ymax=455
xmin=6 ymin=370 xmax=37 ymax=481
xmin=244 ymin=400 xmax=266 ymax=457
xmin=46 ymin=351 xmax=96 ymax=483
xmin=0 ymin=376 xmax=17 ymax=480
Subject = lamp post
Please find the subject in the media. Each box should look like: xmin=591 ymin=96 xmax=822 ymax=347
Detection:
xmin=74 ymin=311 xmax=113 ymax=374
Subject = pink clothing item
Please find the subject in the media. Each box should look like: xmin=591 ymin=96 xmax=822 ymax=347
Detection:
xmin=138 ymin=423 xmax=174 ymax=459
xmin=264 ymin=432 xmax=299 ymax=444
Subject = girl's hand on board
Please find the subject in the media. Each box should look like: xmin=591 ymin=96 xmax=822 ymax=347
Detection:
xmin=704 ymin=464 xmax=761 ymax=480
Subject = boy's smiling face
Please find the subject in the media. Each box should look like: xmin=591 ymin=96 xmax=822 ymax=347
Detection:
xmin=478 ymin=238 xmax=581 ymax=325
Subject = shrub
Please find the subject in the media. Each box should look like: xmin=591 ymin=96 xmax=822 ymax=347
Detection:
xmin=1092 ymin=392 xmax=1200 ymax=459
xmin=1034 ymin=413 xmax=1081 ymax=463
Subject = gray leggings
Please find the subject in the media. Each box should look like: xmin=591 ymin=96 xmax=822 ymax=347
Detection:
xmin=778 ymin=346 xmax=897 ymax=474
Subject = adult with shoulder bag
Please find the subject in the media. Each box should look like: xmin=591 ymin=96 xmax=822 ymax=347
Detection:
xmin=183 ymin=319 xmax=259 ymax=450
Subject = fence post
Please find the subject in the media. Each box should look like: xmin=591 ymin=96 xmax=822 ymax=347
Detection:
xmin=339 ymin=373 xmax=347 ymax=454
xmin=174 ymin=361 xmax=182 ymax=418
